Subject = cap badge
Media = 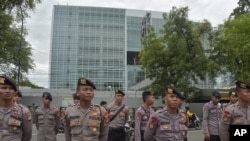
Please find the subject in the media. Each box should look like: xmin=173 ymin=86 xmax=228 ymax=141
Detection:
xmin=240 ymin=83 xmax=247 ymax=88
xmin=80 ymin=79 xmax=86 ymax=84
xmin=0 ymin=77 xmax=5 ymax=84
xmin=168 ymin=88 xmax=173 ymax=94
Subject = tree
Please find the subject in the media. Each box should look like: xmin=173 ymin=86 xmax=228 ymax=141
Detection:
xmin=0 ymin=0 xmax=42 ymax=83
xmin=211 ymin=13 xmax=250 ymax=82
xmin=230 ymin=0 xmax=250 ymax=19
xmin=139 ymin=6 xmax=219 ymax=97
xmin=19 ymin=79 xmax=44 ymax=89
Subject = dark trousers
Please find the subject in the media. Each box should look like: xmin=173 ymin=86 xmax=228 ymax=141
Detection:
xmin=141 ymin=130 xmax=145 ymax=141
xmin=108 ymin=128 xmax=126 ymax=141
xmin=204 ymin=135 xmax=221 ymax=141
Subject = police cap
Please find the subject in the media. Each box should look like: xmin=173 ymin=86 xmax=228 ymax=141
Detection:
xmin=166 ymin=86 xmax=183 ymax=99
xmin=42 ymin=92 xmax=52 ymax=101
xmin=212 ymin=90 xmax=221 ymax=98
xmin=17 ymin=90 xmax=22 ymax=98
xmin=77 ymin=78 xmax=96 ymax=89
xmin=235 ymin=80 xmax=250 ymax=89
xmin=72 ymin=93 xmax=80 ymax=100
xmin=0 ymin=75 xmax=17 ymax=91
xmin=115 ymin=89 xmax=125 ymax=96
xmin=228 ymin=90 xmax=236 ymax=96
xmin=180 ymin=92 xmax=186 ymax=100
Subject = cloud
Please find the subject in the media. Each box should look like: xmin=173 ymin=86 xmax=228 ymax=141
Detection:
xmin=25 ymin=0 xmax=238 ymax=88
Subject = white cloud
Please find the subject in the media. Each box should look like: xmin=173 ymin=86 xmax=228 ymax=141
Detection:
xmin=26 ymin=0 xmax=238 ymax=88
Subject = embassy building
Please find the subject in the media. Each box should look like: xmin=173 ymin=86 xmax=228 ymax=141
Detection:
xmin=49 ymin=5 xmax=165 ymax=91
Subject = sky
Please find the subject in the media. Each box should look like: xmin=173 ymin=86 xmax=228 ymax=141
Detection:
xmin=25 ymin=0 xmax=239 ymax=88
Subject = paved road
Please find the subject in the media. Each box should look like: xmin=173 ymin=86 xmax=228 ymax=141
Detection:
xmin=31 ymin=125 xmax=204 ymax=141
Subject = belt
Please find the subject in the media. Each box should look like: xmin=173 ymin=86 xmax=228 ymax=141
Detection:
xmin=109 ymin=127 xmax=124 ymax=131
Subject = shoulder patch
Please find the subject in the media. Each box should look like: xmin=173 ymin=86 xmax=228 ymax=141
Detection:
xmin=136 ymin=111 xmax=141 ymax=120
xmin=149 ymin=115 xmax=158 ymax=128
xmin=222 ymin=110 xmax=231 ymax=123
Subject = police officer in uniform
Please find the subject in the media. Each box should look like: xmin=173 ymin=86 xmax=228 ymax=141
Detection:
xmin=72 ymin=93 xmax=80 ymax=106
xmin=134 ymin=91 xmax=155 ymax=141
xmin=220 ymin=81 xmax=250 ymax=141
xmin=35 ymin=92 xmax=60 ymax=141
xmin=179 ymin=93 xmax=186 ymax=113
xmin=107 ymin=90 xmax=130 ymax=141
xmin=64 ymin=78 xmax=109 ymax=141
xmin=202 ymin=90 xmax=222 ymax=141
xmin=0 ymin=75 xmax=32 ymax=141
xmin=13 ymin=90 xmax=23 ymax=105
xmin=222 ymin=90 xmax=238 ymax=111
xmin=144 ymin=87 xmax=188 ymax=141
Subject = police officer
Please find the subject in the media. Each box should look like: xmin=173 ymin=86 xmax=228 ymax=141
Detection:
xmin=220 ymin=81 xmax=250 ymax=141
xmin=144 ymin=87 xmax=188 ymax=141
xmin=0 ymin=75 xmax=32 ymax=141
xmin=179 ymin=93 xmax=186 ymax=112
xmin=100 ymin=101 xmax=108 ymax=110
xmin=72 ymin=93 xmax=80 ymax=105
xmin=107 ymin=90 xmax=130 ymax=141
xmin=13 ymin=90 xmax=22 ymax=104
xmin=202 ymin=90 xmax=222 ymax=141
xmin=134 ymin=91 xmax=155 ymax=141
xmin=222 ymin=90 xmax=238 ymax=111
xmin=35 ymin=92 xmax=60 ymax=141
xmin=64 ymin=78 xmax=108 ymax=141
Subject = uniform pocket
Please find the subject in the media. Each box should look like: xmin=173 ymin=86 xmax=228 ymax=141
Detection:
xmin=179 ymin=124 xmax=188 ymax=137
xmin=158 ymin=124 xmax=171 ymax=138
xmin=48 ymin=115 xmax=55 ymax=120
xmin=70 ymin=119 xmax=82 ymax=135
xmin=8 ymin=119 xmax=22 ymax=133
xmin=88 ymin=120 xmax=101 ymax=135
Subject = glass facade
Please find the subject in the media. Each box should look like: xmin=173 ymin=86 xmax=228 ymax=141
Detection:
xmin=50 ymin=6 xmax=165 ymax=91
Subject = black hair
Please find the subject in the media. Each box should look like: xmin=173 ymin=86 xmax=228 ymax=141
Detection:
xmin=142 ymin=91 xmax=152 ymax=102
xmin=100 ymin=101 xmax=107 ymax=106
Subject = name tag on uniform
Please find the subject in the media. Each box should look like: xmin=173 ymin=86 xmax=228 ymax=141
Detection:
xmin=8 ymin=119 xmax=21 ymax=126
xmin=70 ymin=119 xmax=80 ymax=127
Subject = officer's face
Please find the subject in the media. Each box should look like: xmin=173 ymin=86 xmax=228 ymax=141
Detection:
xmin=238 ymin=89 xmax=250 ymax=103
xmin=165 ymin=94 xmax=181 ymax=109
xmin=211 ymin=96 xmax=220 ymax=105
xmin=229 ymin=95 xmax=238 ymax=104
xmin=77 ymin=86 xmax=94 ymax=101
xmin=13 ymin=93 xmax=21 ymax=104
xmin=42 ymin=97 xmax=51 ymax=105
xmin=146 ymin=95 xmax=155 ymax=105
xmin=0 ymin=84 xmax=15 ymax=100
xmin=114 ymin=93 xmax=124 ymax=103
xmin=73 ymin=99 xmax=79 ymax=105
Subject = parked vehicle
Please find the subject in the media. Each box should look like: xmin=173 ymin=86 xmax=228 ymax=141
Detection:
xmin=125 ymin=122 xmax=134 ymax=141
xmin=188 ymin=113 xmax=202 ymax=130
xmin=58 ymin=123 xmax=65 ymax=133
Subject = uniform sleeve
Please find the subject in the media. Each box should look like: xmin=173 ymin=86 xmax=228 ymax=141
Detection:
xmin=64 ymin=109 xmax=72 ymax=141
xmin=219 ymin=110 xmax=231 ymax=141
xmin=34 ymin=108 xmax=39 ymax=130
xmin=134 ymin=109 xmax=142 ymax=141
xmin=144 ymin=113 xmax=158 ymax=141
xmin=202 ymin=104 xmax=209 ymax=134
xmin=99 ymin=107 xmax=109 ymax=141
xmin=54 ymin=108 xmax=61 ymax=135
xmin=22 ymin=108 xmax=32 ymax=141
xmin=125 ymin=106 xmax=130 ymax=123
